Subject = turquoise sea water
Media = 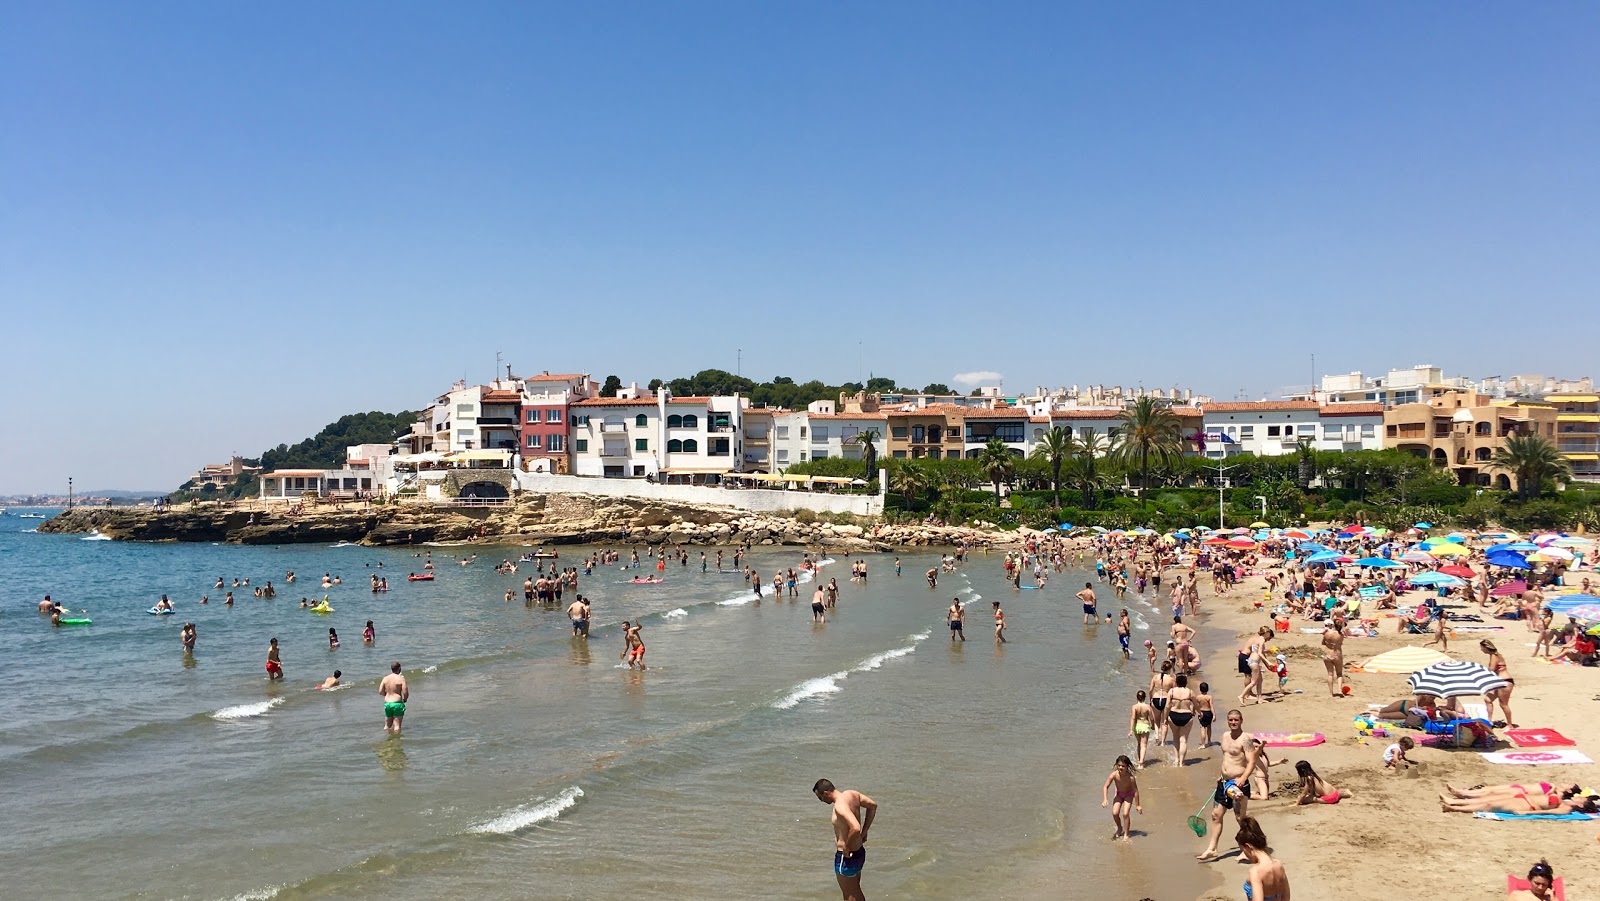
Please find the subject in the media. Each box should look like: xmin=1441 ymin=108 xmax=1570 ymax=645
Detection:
xmin=2 ymin=510 xmax=1200 ymax=900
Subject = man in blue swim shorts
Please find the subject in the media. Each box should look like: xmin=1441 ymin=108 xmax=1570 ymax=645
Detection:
xmin=814 ymin=778 xmax=876 ymax=901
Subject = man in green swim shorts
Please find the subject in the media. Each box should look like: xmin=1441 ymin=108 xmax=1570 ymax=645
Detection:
xmin=379 ymin=661 xmax=409 ymax=734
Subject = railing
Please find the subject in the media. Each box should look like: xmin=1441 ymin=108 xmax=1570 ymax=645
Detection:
xmin=600 ymin=445 xmax=629 ymax=458
xmin=476 ymin=417 xmax=517 ymax=426
xmin=434 ymin=497 xmax=510 ymax=507
xmin=744 ymin=431 xmax=768 ymax=441
xmin=599 ymin=423 xmax=628 ymax=433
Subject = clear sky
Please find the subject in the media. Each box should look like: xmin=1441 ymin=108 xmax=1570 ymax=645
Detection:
xmin=4 ymin=3 xmax=1598 ymax=493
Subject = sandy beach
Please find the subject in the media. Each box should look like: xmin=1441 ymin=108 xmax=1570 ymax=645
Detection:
xmin=1185 ymin=548 xmax=1597 ymax=901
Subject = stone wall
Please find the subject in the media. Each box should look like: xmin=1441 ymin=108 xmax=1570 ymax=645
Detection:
xmin=513 ymin=472 xmax=883 ymax=516
xmin=443 ymin=469 xmax=515 ymax=498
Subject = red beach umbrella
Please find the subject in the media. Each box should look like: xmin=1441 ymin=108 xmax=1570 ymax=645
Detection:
xmin=1224 ymin=538 xmax=1258 ymax=549
xmin=1439 ymin=565 xmax=1476 ymax=579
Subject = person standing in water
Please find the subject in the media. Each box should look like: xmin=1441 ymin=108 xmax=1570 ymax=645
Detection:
xmin=947 ymin=599 xmax=965 ymax=641
xmin=379 ymin=662 xmax=408 ymax=734
xmin=567 ymin=596 xmax=590 ymax=638
xmin=363 ymin=620 xmax=376 ymax=644
xmin=1116 ymin=609 xmax=1131 ymax=659
xmin=1077 ymin=582 xmax=1098 ymax=624
xmin=812 ymin=585 xmax=827 ymax=624
xmin=622 ymin=621 xmax=646 ymax=670
xmin=181 ymin=623 xmax=197 ymax=655
xmin=813 ymin=779 xmax=876 ymax=901
xmin=265 ymin=638 xmax=283 ymax=681
xmin=992 ymin=600 xmax=1007 ymax=644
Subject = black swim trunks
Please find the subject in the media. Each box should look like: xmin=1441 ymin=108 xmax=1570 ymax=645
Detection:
xmin=1214 ymin=778 xmax=1252 ymax=810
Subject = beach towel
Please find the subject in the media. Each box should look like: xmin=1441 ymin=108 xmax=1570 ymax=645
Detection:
xmin=1477 ymin=810 xmax=1597 ymax=821
xmin=1507 ymin=874 xmax=1567 ymax=900
xmin=1255 ymin=732 xmax=1325 ymax=747
xmin=1358 ymin=585 xmax=1388 ymax=598
xmin=1481 ymin=749 xmax=1595 ymax=765
xmin=1505 ymin=728 xmax=1576 ymax=748
xmin=1462 ymin=702 xmax=1490 ymax=721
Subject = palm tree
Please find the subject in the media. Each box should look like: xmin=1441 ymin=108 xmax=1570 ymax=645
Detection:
xmin=978 ymin=437 xmax=1015 ymax=505
xmin=1491 ymin=434 xmax=1572 ymax=502
xmin=1115 ymin=397 xmax=1184 ymax=507
xmin=1029 ymin=427 xmax=1073 ymax=510
xmin=1067 ymin=431 xmax=1116 ymax=509
xmin=1295 ymin=439 xmax=1317 ymax=490
xmin=888 ymin=465 xmax=925 ymax=508
xmin=848 ymin=429 xmax=881 ymax=485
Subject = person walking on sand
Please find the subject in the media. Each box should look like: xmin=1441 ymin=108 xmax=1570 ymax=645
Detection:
xmin=265 ymin=638 xmax=284 ymax=681
xmin=1166 ymin=674 xmax=1197 ymax=766
xmin=1198 ymin=709 xmax=1263 ymax=861
xmin=947 ymin=599 xmax=965 ymax=641
xmin=1077 ymin=582 xmax=1098 ymax=624
xmin=1239 ymin=627 xmax=1270 ymax=706
xmin=813 ymin=779 xmax=876 ymax=901
xmin=1129 ymin=690 xmax=1155 ymax=768
xmin=992 ymin=600 xmax=1007 ymax=644
xmin=1195 ymin=681 xmax=1216 ymax=749
xmin=1101 ymin=754 xmax=1142 ymax=840
xmin=1322 ymin=617 xmax=1346 ymax=698
xmin=379 ymin=662 xmax=408 ymax=734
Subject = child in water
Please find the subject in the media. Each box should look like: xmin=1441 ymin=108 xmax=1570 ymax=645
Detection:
xmin=1100 ymin=754 xmax=1142 ymax=840
xmin=328 ymin=628 xmax=340 ymax=650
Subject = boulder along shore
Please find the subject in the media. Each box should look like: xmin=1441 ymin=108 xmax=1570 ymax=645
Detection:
xmin=38 ymin=496 xmax=1021 ymax=552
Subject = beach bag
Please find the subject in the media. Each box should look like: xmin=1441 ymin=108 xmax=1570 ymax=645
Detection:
xmin=1450 ymin=718 xmax=1494 ymax=749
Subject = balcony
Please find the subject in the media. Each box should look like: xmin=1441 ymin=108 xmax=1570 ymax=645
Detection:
xmin=744 ymin=431 xmax=769 ymax=443
xmin=600 ymin=444 xmax=628 ymax=458
xmin=477 ymin=417 xmax=517 ymax=427
xmin=599 ymin=423 xmax=628 ymax=433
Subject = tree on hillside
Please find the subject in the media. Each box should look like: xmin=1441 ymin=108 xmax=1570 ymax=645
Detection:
xmin=978 ymin=437 xmax=1015 ymax=505
xmin=865 ymin=376 xmax=898 ymax=393
xmin=1029 ymin=427 xmax=1072 ymax=510
xmin=647 ymin=378 xmax=663 ymax=391
xmin=1116 ymin=397 xmax=1183 ymax=507
xmin=1491 ymin=434 xmax=1572 ymax=502
xmin=888 ymin=464 xmax=926 ymax=507
xmin=600 ymin=375 xmax=622 ymax=397
xmin=1069 ymin=431 xmax=1117 ymax=510
xmin=922 ymin=383 xmax=953 ymax=396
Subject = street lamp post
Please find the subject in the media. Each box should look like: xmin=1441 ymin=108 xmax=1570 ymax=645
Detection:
xmin=1254 ymin=495 xmax=1267 ymax=520
xmin=1207 ymin=461 xmax=1237 ymax=530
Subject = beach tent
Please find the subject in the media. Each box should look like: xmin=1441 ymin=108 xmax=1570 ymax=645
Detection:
xmin=1355 ymin=646 xmax=1453 ymax=674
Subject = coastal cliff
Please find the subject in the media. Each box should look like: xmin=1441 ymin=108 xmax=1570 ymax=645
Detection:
xmin=39 ymin=496 xmax=1017 ymax=550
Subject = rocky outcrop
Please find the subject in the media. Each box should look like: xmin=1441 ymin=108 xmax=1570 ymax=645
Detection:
xmin=39 ymin=497 xmax=1025 ymax=550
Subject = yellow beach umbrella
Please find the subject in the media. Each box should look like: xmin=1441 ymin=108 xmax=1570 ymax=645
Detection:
xmin=1353 ymin=646 xmax=1453 ymax=674
xmin=1249 ymin=521 xmax=1271 ymax=529
xmin=1428 ymin=543 xmax=1471 ymax=557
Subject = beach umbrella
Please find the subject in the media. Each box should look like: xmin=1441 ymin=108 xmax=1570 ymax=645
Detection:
xmin=1489 ymin=580 xmax=1528 ymax=597
xmin=1304 ymin=550 xmax=1343 ymax=564
xmin=1532 ymin=533 xmax=1562 ymax=546
xmin=1041 ymin=527 xmax=1058 ymax=534
xmin=1444 ymin=535 xmax=1467 ymax=544
xmin=1224 ymin=538 xmax=1257 ymax=549
xmin=1486 ymin=551 xmax=1530 ymax=570
xmin=1283 ymin=529 xmax=1311 ymax=540
xmin=1058 ymin=523 xmax=1073 ymax=530
xmin=1356 ymin=646 xmax=1453 ymax=674
xmin=1552 ymin=536 xmax=1593 ymax=548
xmin=1400 ymin=552 xmax=1436 ymax=564
xmin=1546 ymin=594 xmax=1600 ymax=614
xmin=1409 ymin=572 xmax=1464 ymax=588
xmin=1415 ymin=522 xmax=1433 ymax=529
xmin=1357 ymin=557 xmax=1403 ymax=568
xmin=1429 ymin=543 xmax=1470 ymax=557
xmin=1480 ymin=531 xmax=1515 ymax=540
xmin=1531 ymin=546 xmax=1574 ymax=561
xmin=1407 ymin=660 xmax=1508 ymax=699
xmin=1092 ymin=526 xmax=1109 ymax=533
xmin=1439 ymin=565 xmax=1477 ymax=579
xmin=1499 ymin=542 xmax=1541 ymax=553
xmin=1249 ymin=521 xmax=1271 ymax=529
xmin=1298 ymin=542 xmax=1332 ymax=553
xmin=1202 ymin=536 xmax=1230 ymax=546
xmin=1557 ymin=604 xmax=1600 ymax=622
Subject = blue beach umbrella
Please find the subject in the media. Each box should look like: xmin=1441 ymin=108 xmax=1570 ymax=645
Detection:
xmin=1414 ymin=522 xmax=1433 ymax=529
xmin=1501 ymin=542 xmax=1541 ymax=553
xmin=1356 ymin=557 xmax=1402 ymax=568
xmin=1059 ymin=523 xmax=1073 ymax=531
xmin=1409 ymin=572 xmax=1464 ymax=587
xmin=1486 ymin=551 xmax=1530 ymax=570
xmin=1555 ymin=604 xmax=1600 ymax=622
xmin=1305 ymin=551 xmax=1345 ymax=564
xmin=1298 ymin=542 xmax=1332 ymax=554
xmin=1545 ymin=594 xmax=1600 ymax=614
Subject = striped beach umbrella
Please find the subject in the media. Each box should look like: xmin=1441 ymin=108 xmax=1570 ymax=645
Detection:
xmin=1407 ymin=660 xmax=1508 ymax=699
xmin=1355 ymin=646 xmax=1453 ymax=674
xmin=1558 ymin=604 xmax=1600 ymax=622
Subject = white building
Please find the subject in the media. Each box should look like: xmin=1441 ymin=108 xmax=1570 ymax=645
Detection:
xmin=799 ymin=401 xmax=887 ymax=466
xmin=570 ymin=392 xmax=749 ymax=481
xmin=1199 ymin=402 xmax=1383 ymax=459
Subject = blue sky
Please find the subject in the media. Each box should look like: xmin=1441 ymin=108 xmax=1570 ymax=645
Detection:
xmin=3 ymin=3 xmax=1598 ymax=492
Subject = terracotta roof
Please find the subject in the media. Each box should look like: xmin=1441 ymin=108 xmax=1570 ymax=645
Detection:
xmin=527 ymin=372 xmax=587 ymax=382
xmin=1319 ymin=403 xmax=1384 ymax=416
xmin=573 ymin=397 xmax=658 ymax=407
xmin=806 ymin=413 xmax=888 ymax=421
xmin=1051 ymin=409 xmax=1124 ymax=420
xmin=1203 ymin=401 xmax=1320 ymax=412
xmin=482 ymin=390 xmax=521 ymax=403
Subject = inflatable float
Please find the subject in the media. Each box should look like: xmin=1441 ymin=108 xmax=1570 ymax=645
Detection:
xmin=57 ymin=617 xmax=92 ymax=626
xmin=309 ymin=604 xmax=334 ymax=614
xmin=1254 ymin=732 xmax=1326 ymax=747
xmin=147 ymin=607 xmax=176 ymax=615
xmin=627 ymin=578 xmax=664 ymax=584
xmin=408 ymin=574 xmax=435 ymax=582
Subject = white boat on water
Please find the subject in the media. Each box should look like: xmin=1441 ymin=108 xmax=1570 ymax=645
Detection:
xmin=19 ymin=513 xmax=46 ymax=519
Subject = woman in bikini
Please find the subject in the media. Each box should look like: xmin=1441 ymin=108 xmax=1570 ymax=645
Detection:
xmin=1442 ymin=782 xmax=1581 ymax=808
xmin=1236 ymin=816 xmax=1288 ymax=901
xmin=1128 ymin=691 xmax=1155 ymax=768
xmin=1165 ymin=673 xmax=1197 ymax=766
xmin=1440 ymin=789 xmax=1598 ymax=815
xmin=1148 ymin=659 xmax=1174 ymax=744
xmin=1100 ymin=754 xmax=1141 ymax=840
xmin=1480 ymin=639 xmax=1515 ymax=727
xmin=1293 ymin=760 xmax=1352 ymax=805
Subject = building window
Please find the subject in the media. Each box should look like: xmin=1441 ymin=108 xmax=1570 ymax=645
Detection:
xmin=777 ymin=450 xmax=790 ymax=462
xmin=526 ymin=410 xmax=539 ymax=424
xmin=891 ymin=427 xmax=908 ymax=439
xmin=633 ymin=465 xmax=645 ymax=476
xmin=668 ymin=414 xmax=682 ymax=428
xmin=928 ymin=448 xmax=942 ymax=459
xmin=841 ymin=426 xmax=859 ymax=439
xmin=892 ymin=450 xmax=907 ymax=458
xmin=1360 ymin=425 xmax=1375 ymax=439
xmin=547 ymin=434 xmax=564 ymax=452
xmin=1267 ymin=426 xmax=1281 ymax=437
xmin=775 ymin=426 xmax=790 ymax=439
xmin=912 ymin=425 xmax=925 ymax=443
xmin=668 ymin=439 xmax=682 ymax=453
xmin=814 ymin=451 xmax=829 ymax=459
xmin=635 ymin=414 xmax=648 ymax=427
xmin=682 ymin=414 xmax=698 ymax=429
xmin=1239 ymin=426 xmax=1253 ymax=437
xmin=683 ymin=438 xmax=698 ymax=453
xmin=928 ymin=425 xmax=942 ymax=443
xmin=635 ymin=438 xmax=648 ymax=452
xmin=813 ymin=427 xmax=830 ymax=441
xmin=361 ymin=478 xmax=372 ymax=489
xmin=526 ymin=434 xmax=542 ymax=448
xmin=547 ymin=409 xmax=561 ymax=422
xmin=575 ymin=439 xmax=588 ymax=453
xmin=800 ymin=427 xmax=807 ymax=438
xmin=801 ymin=452 xmax=808 ymax=461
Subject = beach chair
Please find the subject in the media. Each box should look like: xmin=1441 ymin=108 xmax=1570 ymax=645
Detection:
xmin=1507 ymin=874 xmax=1565 ymax=900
